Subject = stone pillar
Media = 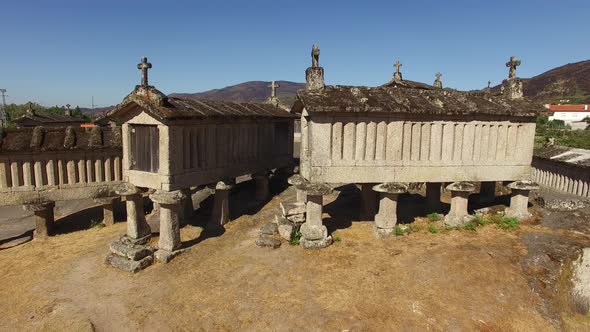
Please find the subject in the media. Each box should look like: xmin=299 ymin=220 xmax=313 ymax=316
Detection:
xmin=93 ymin=196 xmax=120 ymax=226
xmin=444 ymin=182 xmax=476 ymax=227
xmin=425 ymin=182 xmax=442 ymax=212
xmin=208 ymin=181 xmax=233 ymax=231
xmin=253 ymin=171 xmax=271 ymax=201
xmin=115 ymin=183 xmax=151 ymax=243
xmin=479 ymin=181 xmax=496 ymax=203
xmin=373 ymin=183 xmax=408 ymax=238
xmin=288 ymin=174 xmax=307 ymax=203
xmin=179 ymin=188 xmax=193 ymax=225
xmin=24 ymin=201 xmax=55 ymax=239
xmin=298 ymin=183 xmax=333 ymax=249
xmin=360 ymin=183 xmax=378 ymax=220
xmin=505 ymin=181 xmax=539 ymax=220
xmin=150 ymin=190 xmax=186 ymax=263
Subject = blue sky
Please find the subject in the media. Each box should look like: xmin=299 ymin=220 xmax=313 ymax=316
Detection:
xmin=1 ymin=0 xmax=589 ymax=107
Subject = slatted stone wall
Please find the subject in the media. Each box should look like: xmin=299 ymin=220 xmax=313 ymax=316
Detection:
xmin=531 ymin=157 xmax=590 ymax=197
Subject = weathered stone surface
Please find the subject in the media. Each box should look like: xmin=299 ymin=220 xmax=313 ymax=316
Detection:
xmin=120 ymin=234 xmax=151 ymax=246
xmin=507 ymin=180 xmax=539 ymax=191
xmin=446 ymin=182 xmax=476 ymax=193
xmin=300 ymin=223 xmax=328 ymax=241
xmin=260 ymin=222 xmax=278 ymax=236
xmin=280 ymin=201 xmax=306 ymax=217
xmin=109 ymin=240 xmax=154 ymax=261
xmin=286 ymin=213 xmax=305 ymax=224
xmin=287 ymin=174 xmax=305 ymax=186
xmin=105 ymin=254 xmax=153 ymax=273
xmin=150 ymin=190 xmax=185 ymax=205
xmin=373 ymin=182 xmax=408 ymax=194
xmin=154 ymin=249 xmax=184 ymax=264
xmin=572 ymin=248 xmax=590 ymax=315
xmin=255 ymin=235 xmax=281 ymax=249
xmin=115 ymin=182 xmax=140 ymax=196
xmin=297 ymin=182 xmax=332 ymax=196
xmin=445 ymin=214 xmax=475 ymax=227
xmin=301 ymin=236 xmax=332 ymax=249
xmin=278 ymin=223 xmax=297 ymax=241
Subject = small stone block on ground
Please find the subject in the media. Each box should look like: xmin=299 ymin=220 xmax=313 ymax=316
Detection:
xmin=105 ymin=254 xmax=153 ymax=273
xmin=278 ymin=223 xmax=297 ymax=241
xmin=109 ymin=240 xmax=155 ymax=261
xmin=256 ymin=235 xmax=281 ymax=249
xmin=260 ymin=222 xmax=279 ymax=236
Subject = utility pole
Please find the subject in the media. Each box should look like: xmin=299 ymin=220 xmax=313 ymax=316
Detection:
xmin=91 ymin=96 xmax=96 ymax=110
xmin=0 ymin=89 xmax=7 ymax=128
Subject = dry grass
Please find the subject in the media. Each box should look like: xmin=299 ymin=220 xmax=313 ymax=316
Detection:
xmin=0 ymin=189 xmax=572 ymax=331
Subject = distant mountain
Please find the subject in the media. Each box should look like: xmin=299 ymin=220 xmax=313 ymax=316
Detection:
xmin=493 ymin=60 xmax=590 ymax=104
xmin=170 ymin=81 xmax=305 ymax=109
xmin=80 ymin=106 xmax=114 ymax=117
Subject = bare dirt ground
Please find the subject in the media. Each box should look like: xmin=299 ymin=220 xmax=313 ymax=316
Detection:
xmin=0 ymin=182 xmax=589 ymax=331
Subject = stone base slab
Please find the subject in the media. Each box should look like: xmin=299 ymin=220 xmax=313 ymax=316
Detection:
xmin=374 ymin=226 xmax=394 ymax=239
xmin=300 ymin=223 xmax=328 ymax=241
xmin=301 ymin=236 xmax=333 ymax=249
xmin=120 ymin=234 xmax=151 ymax=246
xmin=504 ymin=208 xmax=532 ymax=220
xmin=256 ymin=235 xmax=282 ymax=249
xmin=105 ymin=254 xmax=153 ymax=273
xmin=109 ymin=240 xmax=155 ymax=261
xmin=154 ymin=249 xmax=184 ymax=264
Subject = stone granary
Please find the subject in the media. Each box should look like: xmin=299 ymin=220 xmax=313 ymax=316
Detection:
xmin=105 ymin=57 xmax=297 ymax=270
xmin=290 ymin=46 xmax=541 ymax=247
xmin=12 ymin=103 xmax=85 ymax=128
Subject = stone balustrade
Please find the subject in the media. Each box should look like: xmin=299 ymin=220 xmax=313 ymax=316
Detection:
xmin=531 ymin=147 xmax=590 ymax=198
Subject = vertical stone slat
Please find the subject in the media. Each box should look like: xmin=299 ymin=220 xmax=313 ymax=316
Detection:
xmin=462 ymin=123 xmax=475 ymax=162
xmin=332 ymin=122 xmax=343 ymax=160
xmin=86 ymin=159 xmax=94 ymax=183
xmin=78 ymin=160 xmax=87 ymax=183
xmin=496 ymin=124 xmax=508 ymax=161
xmin=114 ymin=156 xmax=121 ymax=181
xmin=10 ymin=161 xmax=20 ymax=187
xmin=506 ymin=125 xmax=518 ymax=160
xmin=104 ymin=156 xmax=112 ymax=182
xmin=441 ymin=123 xmax=454 ymax=161
xmin=57 ymin=160 xmax=65 ymax=185
xmin=376 ymin=121 xmax=387 ymax=160
xmin=355 ymin=121 xmax=367 ymax=161
xmin=473 ymin=124 xmax=482 ymax=162
xmin=480 ymin=124 xmax=490 ymax=161
xmin=402 ymin=122 xmax=412 ymax=161
xmin=488 ymin=124 xmax=498 ymax=160
xmin=95 ymin=158 xmax=104 ymax=183
xmin=420 ymin=123 xmax=430 ymax=161
xmin=22 ymin=161 xmax=33 ymax=187
xmin=0 ymin=160 xmax=9 ymax=189
xmin=365 ymin=121 xmax=377 ymax=161
xmin=429 ymin=123 xmax=442 ymax=162
xmin=410 ymin=123 xmax=421 ymax=161
xmin=46 ymin=159 xmax=56 ymax=186
xmin=343 ymin=122 xmax=355 ymax=160
xmin=386 ymin=122 xmax=403 ymax=161
xmin=34 ymin=160 xmax=44 ymax=188
xmin=452 ymin=123 xmax=464 ymax=161
xmin=66 ymin=160 xmax=76 ymax=185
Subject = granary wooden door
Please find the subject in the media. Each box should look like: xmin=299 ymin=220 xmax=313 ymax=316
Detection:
xmin=130 ymin=124 xmax=159 ymax=173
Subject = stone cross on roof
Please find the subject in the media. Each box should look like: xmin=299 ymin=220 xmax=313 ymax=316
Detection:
xmin=137 ymin=56 xmax=152 ymax=87
xmin=268 ymin=81 xmax=280 ymax=98
xmin=66 ymin=104 xmax=71 ymax=109
xmin=433 ymin=72 xmax=443 ymax=89
xmin=505 ymin=56 xmax=521 ymax=79
xmin=26 ymin=102 xmax=34 ymax=116
xmin=311 ymin=44 xmax=320 ymax=68
xmin=488 ymin=81 xmax=491 ymax=88
xmin=393 ymin=60 xmax=403 ymax=82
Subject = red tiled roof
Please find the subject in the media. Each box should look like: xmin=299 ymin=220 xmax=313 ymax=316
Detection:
xmin=548 ymin=104 xmax=589 ymax=112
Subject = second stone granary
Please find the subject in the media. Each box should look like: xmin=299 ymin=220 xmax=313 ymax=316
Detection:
xmin=290 ymin=46 xmax=541 ymax=247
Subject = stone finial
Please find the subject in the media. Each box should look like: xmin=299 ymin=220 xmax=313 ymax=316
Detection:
xmin=269 ymin=81 xmax=280 ymax=98
xmin=311 ymin=44 xmax=320 ymax=68
xmin=65 ymin=104 xmax=71 ymax=116
xmin=306 ymin=44 xmax=325 ymax=91
xmin=505 ymin=56 xmax=521 ymax=79
xmin=137 ymin=56 xmax=152 ymax=87
xmin=31 ymin=126 xmax=45 ymax=148
xmin=26 ymin=102 xmax=35 ymax=116
xmin=111 ymin=126 xmax=122 ymax=146
xmin=487 ymin=81 xmax=491 ymax=89
xmin=433 ymin=72 xmax=443 ymax=89
xmin=393 ymin=60 xmax=403 ymax=82
xmin=63 ymin=126 xmax=76 ymax=148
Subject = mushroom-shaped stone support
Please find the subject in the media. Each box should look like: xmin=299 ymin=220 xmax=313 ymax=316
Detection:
xmin=372 ymin=182 xmax=408 ymax=237
xmin=297 ymin=182 xmax=333 ymax=249
xmin=253 ymin=170 xmax=271 ymax=201
xmin=149 ymin=190 xmax=186 ymax=255
xmin=505 ymin=180 xmax=539 ymax=220
xmin=24 ymin=200 xmax=55 ymax=239
xmin=288 ymin=174 xmax=308 ymax=202
xmin=115 ymin=183 xmax=151 ymax=241
xmin=208 ymin=180 xmax=235 ymax=230
xmin=444 ymin=182 xmax=476 ymax=227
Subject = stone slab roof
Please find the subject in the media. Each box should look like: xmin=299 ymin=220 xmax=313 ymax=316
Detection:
xmin=534 ymin=146 xmax=590 ymax=170
xmin=0 ymin=126 xmax=121 ymax=153
xmin=294 ymin=85 xmax=541 ymax=117
xmin=12 ymin=113 xmax=85 ymax=124
xmin=108 ymin=86 xmax=298 ymax=122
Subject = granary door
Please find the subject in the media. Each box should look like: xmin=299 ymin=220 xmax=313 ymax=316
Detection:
xmin=130 ymin=124 xmax=160 ymax=173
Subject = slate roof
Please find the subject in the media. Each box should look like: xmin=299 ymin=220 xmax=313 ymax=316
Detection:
xmin=12 ymin=112 xmax=85 ymax=125
xmin=294 ymin=85 xmax=541 ymax=117
xmin=108 ymin=86 xmax=298 ymax=122
xmin=0 ymin=126 xmax=121 ymax=153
